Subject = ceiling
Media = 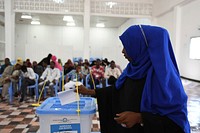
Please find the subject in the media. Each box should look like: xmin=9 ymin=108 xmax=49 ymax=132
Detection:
xmin=15 ymin=13 xmax=129 ymax=28
xmin=90 ymin=16 xmax=128 ymax=28
xmin=1 ymin=0 xmax=153 ymax=28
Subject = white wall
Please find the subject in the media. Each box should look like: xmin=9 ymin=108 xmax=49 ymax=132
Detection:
xmin=178 ymin=0 xmax=200 ymax=80
xmin=0 ymin=25 xmax=5 ymax=60
xmin=15 ymin=24 xmax=84 ymax=63
xmin=90 ymin=27 xmax=118 ymax=60
xmin=0 ymin=25 xmax=4 ymax=41
xmin=15 ymin=24 xmax=120 ymax=65
xmin=153 ymin=0 xmax=200 ymax=80
xmin=153 ymin=0 xmax=192 ymax=17
xmin=117 ymin=18 xmax=152 ymax=69
xmin=118 ymin=18 xmax=152 ymax=35
xmin=155 ymin=11 xmax=175 ymax=48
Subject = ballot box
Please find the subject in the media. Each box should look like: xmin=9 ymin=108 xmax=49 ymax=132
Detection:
xmin=36 ymin=97 xmax=96 ymax=133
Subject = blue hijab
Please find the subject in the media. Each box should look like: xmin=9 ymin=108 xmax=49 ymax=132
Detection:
xmin=116 ymin=25 xmax=190 ymax=133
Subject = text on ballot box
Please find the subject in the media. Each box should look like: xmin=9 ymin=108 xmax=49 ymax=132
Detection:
xmin=36 ymin=97 xmax=96 ymax=133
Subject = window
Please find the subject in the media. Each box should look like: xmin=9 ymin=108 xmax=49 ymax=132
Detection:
xmin=189 ymin=37 xmax=200 ymax=59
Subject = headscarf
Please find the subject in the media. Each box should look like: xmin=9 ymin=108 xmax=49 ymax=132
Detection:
xmin=66 ymin=59 xmax=74 ymax=68
xmin=115 ymin=25 xmax=190 ymax=133
xmin=16 ymin=57 xmax=23 ymax=66
xmin=51 ymin=55 xmax=63 ymax=71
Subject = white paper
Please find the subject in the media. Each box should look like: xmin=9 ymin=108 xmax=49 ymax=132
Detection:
xmin=58 ymin=89 xmax=80 ymax=105
xmin=64 ymin=81 xmax=83 ymax=90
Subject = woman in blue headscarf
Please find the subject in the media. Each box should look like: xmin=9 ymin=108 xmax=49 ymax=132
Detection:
xmin=77 ymin=25 xmax=190 ymax=133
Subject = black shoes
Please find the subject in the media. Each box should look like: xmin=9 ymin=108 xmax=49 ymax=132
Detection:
xmin=19 ymin=97 xmax=24 ymax=103
xmin=14 ymin=92 xmax=19 ymax=97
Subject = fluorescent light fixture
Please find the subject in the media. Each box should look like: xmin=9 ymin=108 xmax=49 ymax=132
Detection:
xmin=106 ymin=2 xmax=117 ymax=8
xmin=53 ymin=0 xmax=64 ymax=3
xmin=31 ymin=20 xmax=40 ymax=25
xmin=96 ymin=23 xmax=105 ymax=28
xmin=21 ymin=14 xmax=32 ymax=19
xmin=66 ymin=22 xmax=75 ymax=26
xmin=63 ymin=16 xmax=74 ymax=22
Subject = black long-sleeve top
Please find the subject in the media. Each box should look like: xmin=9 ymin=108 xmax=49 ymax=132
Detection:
xmin=95 ymin=77 xmax=183 ymax=133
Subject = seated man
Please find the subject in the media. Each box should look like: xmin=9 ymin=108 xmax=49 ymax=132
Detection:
xmin=38 ymin=61 xmax=60 ymax=97
xmin=104 ymin=60 xmax=121 ymax=85
xmin=0 ymin=62 xmax=22 ymax=101
xmin=32 ymin=61 xmax=44 ymax=77
xmin=0 ymin=58 xmax=11 ymax=74
xmin=81 ymin=62 xmax=90 ymax=86
xmin=64 ymin=65 xmax=83 ymax=90
xmin=63 ymin=61 xmax=74 ymax=75
xmin=19 ymin=65 xmax=36 ymax=102
xmin=89 ymin=59 xmax=105 ymax=89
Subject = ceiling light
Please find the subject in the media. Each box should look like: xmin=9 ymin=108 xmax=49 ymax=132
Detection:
xmin=66 ymin=22 xmax=75 ymax=26
xmin=96 ymin=23 xmax=105 ymax=28
xmin=63 ymin=16 xmax=74 ymax=22
xmin=21 ymin=14 xmax=32 ymax=19
xmin=31 ymin=20 xmax=40 ymax=25
xmin=106 ymin=2 xmax=117 ymax=8
xmin=53 ymin=0 xmax=64 ymax=3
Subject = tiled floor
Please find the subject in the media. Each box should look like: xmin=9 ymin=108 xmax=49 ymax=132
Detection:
xmin=0 ymin=79 xmax=199 ymax=133
xmin=182 ymin=79 xmax=200 ymax=133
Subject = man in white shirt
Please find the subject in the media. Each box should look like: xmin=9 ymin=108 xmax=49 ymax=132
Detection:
xmin=104 ymin=60 xmax=121 ymax=85
xmin=38 ymin=61 xmax=60 ymax=97
xmin=19 ymin=65 xmax=36 ymax=102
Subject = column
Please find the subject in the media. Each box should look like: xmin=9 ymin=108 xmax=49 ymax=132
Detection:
xmin=4 ymin=0 xmax=15 ymax=60
xmin=83 ymin=0 xmax=90 ymax=60
xmin=173 ymin=6 xmax=181 ymax=66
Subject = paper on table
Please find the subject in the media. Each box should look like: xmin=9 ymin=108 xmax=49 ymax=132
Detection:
xmin=58 ymin=88 xmax=80 ymax=105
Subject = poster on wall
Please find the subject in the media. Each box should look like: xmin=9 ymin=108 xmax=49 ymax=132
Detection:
xmin=50 ymin=115 xmax=81 ymax=133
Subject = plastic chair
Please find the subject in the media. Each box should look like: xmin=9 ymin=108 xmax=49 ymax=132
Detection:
xmin=20 ymin=73 xmax=39 ymax=100
xmin=59 ymin=71 xmax=64 ymax=91
xmin=43 ymin=79 xmax=60 ymax=97
xmin=8 ymin=82 xmax=13 ymax=104
xmin=105 ymin=78 xmax=111 ymax=87
xmin=28 ymin=74 xmax=39 ymax=99
xmin=85 ymin=74 xmax=91 ymax=89
xmin=85 ymin=74 xmax=103 ymax=89
xmin=0 ymin=74 xmax=3 ymax=96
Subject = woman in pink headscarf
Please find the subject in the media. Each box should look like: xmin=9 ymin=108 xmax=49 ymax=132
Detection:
xmin=51 ymin=55 xmax=63 ymax=71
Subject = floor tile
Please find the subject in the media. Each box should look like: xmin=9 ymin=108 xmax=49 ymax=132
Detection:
xmin=15 ymin=124 xmax=28 ymax=129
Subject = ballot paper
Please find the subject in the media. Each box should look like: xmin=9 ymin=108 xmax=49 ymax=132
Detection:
xmin=58 ymin=89 xmax=79 ymax=105
xmin=64 ymin=81 xmax=83 ymax=90
xmin=58 ymin=81 xmax=83 ymax=105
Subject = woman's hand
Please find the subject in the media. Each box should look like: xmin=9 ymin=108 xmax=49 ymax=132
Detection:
xmin=114 ymin=111 xmax=142 ymax=128
xmin=75 ymin=85 xmax=96 ymax=96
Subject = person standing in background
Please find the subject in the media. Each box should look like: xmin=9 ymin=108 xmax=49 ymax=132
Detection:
xmin=38 ymin=53 xmax=52 ymax=66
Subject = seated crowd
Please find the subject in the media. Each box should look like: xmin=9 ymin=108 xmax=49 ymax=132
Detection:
xmin=0 ymin=54 xmax=122 ymax=103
